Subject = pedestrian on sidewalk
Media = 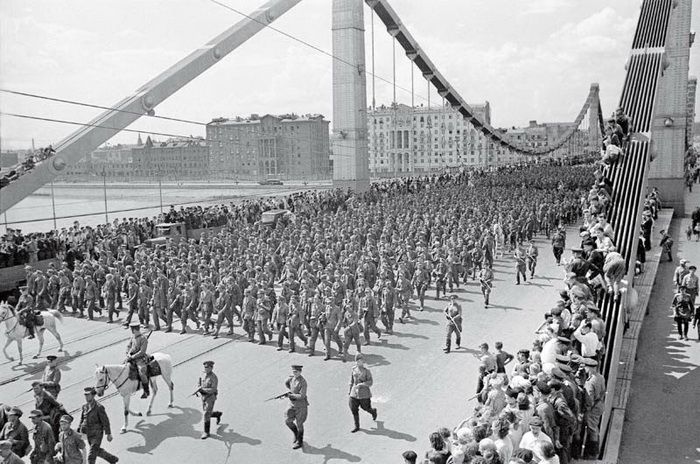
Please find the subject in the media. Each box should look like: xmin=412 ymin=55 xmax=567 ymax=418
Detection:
xmin=672 ymin=286 xmax=693 ymax=340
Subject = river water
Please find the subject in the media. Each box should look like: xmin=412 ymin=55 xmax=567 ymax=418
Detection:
xmin=2 ymin=181 xmax=330 ymax=234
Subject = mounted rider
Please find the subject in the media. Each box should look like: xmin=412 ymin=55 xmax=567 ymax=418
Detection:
xmin=15 ymin=285 xmax=36 ymax=339
xmin=125 ymin=323 xmax=150 ymax=399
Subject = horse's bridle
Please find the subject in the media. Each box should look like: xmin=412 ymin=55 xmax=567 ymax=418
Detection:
xmin=0 ymin=308 xmax=20 ymax=334
xmin=95 ymin=367 xmax=111 ymax=392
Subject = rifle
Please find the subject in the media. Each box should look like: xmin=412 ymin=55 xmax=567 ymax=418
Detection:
xmin=188 ymin=389 xmax=202 ymax=398
xmin=479 ymin=278 xmax=493 ymax=291
xmin=265 ymin=392 xmax=290 ymax=402
xmin=445 ymin=312 xmax=462 ymax=336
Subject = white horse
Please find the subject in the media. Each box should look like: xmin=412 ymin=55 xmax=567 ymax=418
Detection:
xmin=0 ymin=301 xmax=64 ymax=365
xmin=94 ymin=353 xmax=174 ymax=433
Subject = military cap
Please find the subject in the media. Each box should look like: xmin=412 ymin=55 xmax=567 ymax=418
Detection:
xmin=571 ymin=247 xmax=583 ymax=253
xmin=0 ymin=440 xmax=12 ymax=450
xmin=582 ymin=358 xmax=598 ymax=367
xmin=19 ymin=285 xmax=28 ymax=291
xmin=555 ymin=354 xmax=570 ymax=363
xmin=59 ymin=414 xmax=74 ymax=423
xmin=690 ymin=265 xmax=697 ymax=271
xmin=680 ymin=258 xmax=688 ymax=264
xmin=548 ymin=379 xmax=563 ymax=390
xmin=569 ymin=354 xmax=584 ymax=365
xmin=355 ymin=353 xmax=364 ymax=361
xmin=450 ymin=294 xmax=458 ymax=299
xmin=535 ymin=381 xmax=551 ymax=395
xmin=8 ymin=407 xmax=22 ymax=417
xmin=557 ymin=336 xmax=571 ymax=344
xmin=31 ymin=381 xmax=43 ymax=387
xmin=203 ymin=361 xmax=214 ymax=367
xmin=24 ymin=265 xmax=33 ymax=271
xmin=83 ymin=387 xmax=97 ymax=395
xmin=129 ymin=323 xmax=141 ymax=329
xmin=558 ymin=364 xmax=573 ymax=374
xmin=29 ymin=409 xmax=43 ymax=418
xmin=529 ymin=416 xmax=544 ymax=427
xmin=291 ymin=364 xmax=303 ymax=371
xmin=46 ymin=355 xmax=58 ymax=361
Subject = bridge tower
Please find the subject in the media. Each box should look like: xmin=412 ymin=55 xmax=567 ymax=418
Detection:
xmin=648 ymin=0 xmax=693 ymax=214
xmin=332 ymin=0 xmax=370 ymax=192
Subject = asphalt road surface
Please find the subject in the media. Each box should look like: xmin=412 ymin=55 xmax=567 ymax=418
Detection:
xmin=0 ymin=228 xmax=580 ymax=464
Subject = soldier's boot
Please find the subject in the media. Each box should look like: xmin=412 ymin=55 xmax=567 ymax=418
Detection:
xmin=201 ymin=420 xmax=210 ymax=439
xmin=351 ymin=414 xmax=360 ymax=433
xmin=292 ymin=430 xmax=304 ymax=449
xmin=287 ymin=424 xmax=299 ymax=444
xmin=371 ymin=407 xmax=377 ymax=421
xmin=212 ymin=411 xmax=222 ymax=425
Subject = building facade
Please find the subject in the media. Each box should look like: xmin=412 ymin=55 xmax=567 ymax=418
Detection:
xmin=367 ymin=102 xmax=528 ymax=175
xmin=130 ymin=136 xmax=209 ymax=180
xmin=206 ymin=114 xmax=331 ymax=180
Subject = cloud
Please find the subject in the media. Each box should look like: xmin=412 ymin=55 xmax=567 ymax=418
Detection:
xmin=521 ymin=0 xmax=572 ymax=15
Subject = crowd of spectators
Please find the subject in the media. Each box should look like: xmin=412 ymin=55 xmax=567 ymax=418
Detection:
xmin=0 ymin=146 xmax=56 ymax=190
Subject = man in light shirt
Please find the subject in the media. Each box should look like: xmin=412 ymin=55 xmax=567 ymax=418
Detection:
xmin=519 ymin=416 xmax=553 ymax=463
xmin=573 ymin=321 xmax=599 ymax=359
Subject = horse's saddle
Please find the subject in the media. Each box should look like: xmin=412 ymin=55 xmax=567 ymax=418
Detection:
xmin=19 ymin=311 xmax=43 ymax=327
xmin=126 ymin=355 xmax=161 ymax=381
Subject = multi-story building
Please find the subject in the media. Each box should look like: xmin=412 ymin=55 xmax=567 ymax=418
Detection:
xmin=131 ymin=136 xmax=209 ymax=180
xmin=687 ymin=77 xmax=697 ymax=152
xmin=61 ymin=141 xmax=137 ymax=180
xmin=206 ymin=113 xmax=331 ymax=180
xmin=367 ymin=102 xmax=527 ymax=175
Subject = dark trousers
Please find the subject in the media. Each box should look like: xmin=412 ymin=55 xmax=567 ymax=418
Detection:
xmin=445 ymin=323 xmax=461 ymax=351
xmin=516 ymin=265 xmax=527 ymax=284
xmin=349 ymin=396 xmax=375 ymax=428
xmin=288 ymin=322 xmax=307 ymax=351
xmin=435 ymin=279 xmax=446 ymax=299
xmin=86 ymin=434 xmax=118 ymax=464
xmin=553 ymin=246 xmax=564 ymax=264
xmin=677 ymin=318 xmax=689 ymax=338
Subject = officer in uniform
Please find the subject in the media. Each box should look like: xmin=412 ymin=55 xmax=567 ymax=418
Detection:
xmin=125 ymin=323 xmax=149 ymax=398
xmin=196 ymin=361 xmax=222 ymax=440
xmin=41 ymin=355 xmax=61 ymax=399
xmin=16 ymin=286 xmax=36 ymax=339
xmin=443 ymin=294 xmax=462 ymax=354
xmin=78 ymin=387 xmax=118 ymax=464
xmin=581 ymin=358 xmax=605 ymax=459
xmin=0 ymin=407 xmax=30 ymax=458
xmin=348 ymin=353 xmax=377 ymax=433
xmin=285 ymin=365 xmax=308 ymax=450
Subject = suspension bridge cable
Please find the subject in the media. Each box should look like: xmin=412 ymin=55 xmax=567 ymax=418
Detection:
xmin=208 ymin=0 xmax=432 ymax=105
xmin=0 ymin=89 xmax=207 ymax=127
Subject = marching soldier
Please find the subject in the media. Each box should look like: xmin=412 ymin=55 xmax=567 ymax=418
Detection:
xmin=70 ymin=271 xmax=84 ymax=318
xmin=83 ymin=276 xmax=98 ymax=320
xmin=360 ymin=288 xmax=381 ymax=346
xmin=514 ymin=244 xmax=528 ymax=285
xmin=348 ymin=353 xmax=377 ymax=433
xmin=284 ymin=365 xmax=308 ymax=450
xmin=101 ymin=274 xmax=117 ymax=325
xmin=78 ymin=387 xmax=118 ymax=464
xmin=136 ymin=279 xmax=152 ymax=328
xmin=125 ymin=323 xmax=149 ymax=399
xmin=272 ymin=295 xmax=290 ymax=351
xmin=322 ymin=298 xmax=343 ymax=361
xmin=165 ymin=284 xmax=183 ymax=334
xmin=241 ymin=288 xmax=256 ymax=342
xmin=287 ymin=295 xmax=308 ymax=353
xmin=56 ymin=271 xmax=71 ymax=314
xmin=526 ymin=239 xmax=539 ymax=279
xmin=122 ymin=277 xmax=139 ymax=327
xmin=0 ymin=439 xmax=24 ymax=464
xmin=212 ymin=283 xmax=234 ymax=339
xmin=55 ymin=414 xmax=86 ymax=464
xmin=0 ymin=407 xmax=30 ymax=458
xmin=478 ymin=264 xmax=494 ymax=307
xmin=181 ymin=283 xmax=200 ymax=334
xmin=28 ymin=409 xmax=55 ymax=464
xmin=41 ymin=355 xmax=61 ymax=399
xmin=341 ymin=290 xmax=362 ymax=361
xmin=196 ymin=361 xmax=222 ymax=440
xmin=432 ymin=258 xmax=448 ymax=300
xmin=443 ymin=294 xmax=462 ymax=354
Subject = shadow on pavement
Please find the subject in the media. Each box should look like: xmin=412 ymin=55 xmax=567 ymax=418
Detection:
xmin=302 ymin=442 xmax=362 ymax=463
xmin=390 ymin=331 xmax=429 ymax=340
xmin=126 ymin=406 xmax=202 ymax=454
xmin=363 ymin=420 xmax=416 ymax=442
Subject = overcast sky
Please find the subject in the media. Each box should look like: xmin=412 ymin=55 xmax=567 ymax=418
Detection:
xmin=1 ymin=0 xmax=699 ymax=150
